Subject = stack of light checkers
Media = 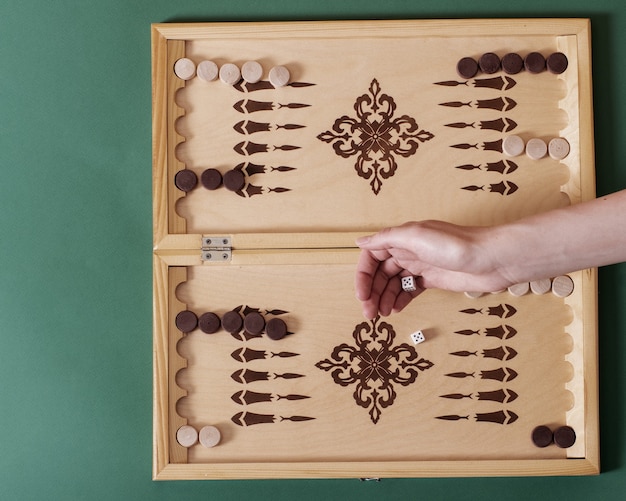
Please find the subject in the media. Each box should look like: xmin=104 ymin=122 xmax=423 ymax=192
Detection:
xmin=464 ymin=275 xmax=575 ymax=299
xmin=457 ymin=51 xmax=568 ymax=78
xmin=173 ymin=57 xmax=290 ymax=87
xmin=175 ymin=309 xmax=289 ymax=340
xmin=176 ymin=424 xmax=222 ymax=448
xmin=502 ymin=135 xmax=570 ymax=161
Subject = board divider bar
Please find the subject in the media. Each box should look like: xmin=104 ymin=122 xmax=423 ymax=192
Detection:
xmin=154 ymin=247 xmax=361 ymax=266
xmin=154 ymin=232 xmax=369 ymax=251
xmin=232 ymin=231 xmax=369 ymax=250
xmin=154 ymin=233 xmax=367 ymax=265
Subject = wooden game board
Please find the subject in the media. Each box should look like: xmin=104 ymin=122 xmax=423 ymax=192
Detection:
xmin=152 ymin=19 xmax=598 ymax=479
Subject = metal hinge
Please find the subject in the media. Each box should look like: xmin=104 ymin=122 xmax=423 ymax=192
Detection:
xmin=201 ymin=236 xmax=232 ymax=262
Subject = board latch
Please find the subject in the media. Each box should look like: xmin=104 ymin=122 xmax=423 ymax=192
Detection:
xmin=201 ymin=236 xmax=232 ymax=262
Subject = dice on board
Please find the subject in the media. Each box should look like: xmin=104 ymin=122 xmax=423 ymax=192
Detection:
xmin=410 ymin=330 xmax=426 ymax=345
xmin=401 ymin=276 xmax=417 ymax=292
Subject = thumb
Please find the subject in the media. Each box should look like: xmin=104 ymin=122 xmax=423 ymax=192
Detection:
xmin=356 ymin=226 xmax=407 ymax=250
xmin=355 ymin=234 xmax=373 ymax=247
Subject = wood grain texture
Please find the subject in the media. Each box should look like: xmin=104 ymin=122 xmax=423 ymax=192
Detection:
xmin=151 ymin=26 xmax=169 ymax=247
xmin=152 ymin=29 xmax=188 ymax=245
xmin=176 ymin=265 xmax=570 ymax=459
xmin=153 ymin=19 xmax=590 ymax=41
xmin=152 ymin=19 xmax=598 ymax=479
xmin=153 ymin=258 xmax=189 ymax=478
xmin=176 ymin=34 xmax=571 ymax=234
xmin=154 ymin=457 xmax=598 ymax=480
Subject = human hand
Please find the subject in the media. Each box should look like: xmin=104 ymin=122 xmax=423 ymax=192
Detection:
xmin=355 ymin=220 xmax=511 ymax=319
xmin=356 ymin=191 xmax=626 ymax=318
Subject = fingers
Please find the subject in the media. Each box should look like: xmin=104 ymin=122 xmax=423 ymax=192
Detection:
xmin=355 ymin=228 xmax=424 ymax=318
xmin=362 ymin=276 xmax=423 ymax=319
xmin=355 ymin=251 xmax=423 ymax=318
xmin=393 ymin=276 xmax=426 ymax=313
xmin=377 ymin=275 xmax=407 ymax=316
xmin=354 ymin=249 xmax=382 ymax=301
xmin=356 ymin=252 xmax=398 ymax=318
xmin=355 ymin=247 xmax=402 ymax=298
xmin=360 ymin=275 xmax=400 ymax=319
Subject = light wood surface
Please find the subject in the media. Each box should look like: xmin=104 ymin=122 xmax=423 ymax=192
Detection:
xmin=175 ymin=35 xmax=572 ymax=234
xmin=152 ymin=19 xmax=598 ymax=479
xmin=177 ymin=265 xmax=572 ymax=460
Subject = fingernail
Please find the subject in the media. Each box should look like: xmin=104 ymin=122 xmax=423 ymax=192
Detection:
xmin=356 ymin=235 xmax=370 ymax=246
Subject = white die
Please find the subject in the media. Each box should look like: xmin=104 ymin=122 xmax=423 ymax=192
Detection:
xmin=401 ymin=276 xmax=417 ymax=292
xmin=410 ymin=330 xmax=425 ymax=345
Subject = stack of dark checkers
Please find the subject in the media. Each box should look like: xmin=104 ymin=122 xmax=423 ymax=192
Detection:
xmin=457 ymin=51 xmax=568 ymax=78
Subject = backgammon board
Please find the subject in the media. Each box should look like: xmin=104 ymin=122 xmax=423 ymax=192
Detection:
xmin=152 ymin=19 xmax=598 ymax=479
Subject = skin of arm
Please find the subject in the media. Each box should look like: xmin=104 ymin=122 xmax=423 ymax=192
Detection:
xmin=355 ymin=190 xmax=626 ymax=319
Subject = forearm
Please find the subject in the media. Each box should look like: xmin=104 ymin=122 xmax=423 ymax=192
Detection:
xmin=487 ymin=190 xmax=626 ymax=284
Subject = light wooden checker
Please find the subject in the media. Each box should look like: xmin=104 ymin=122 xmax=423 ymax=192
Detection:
xmin=152 ymin=19 xmax=598 ymax=479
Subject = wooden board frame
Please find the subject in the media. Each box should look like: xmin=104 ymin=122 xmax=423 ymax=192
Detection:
xmin=152 ymin=19 xmax=598 ymax=480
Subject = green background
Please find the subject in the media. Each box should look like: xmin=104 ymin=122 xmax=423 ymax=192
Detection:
xmin=1 ymin=0 xmax=625 ymax=499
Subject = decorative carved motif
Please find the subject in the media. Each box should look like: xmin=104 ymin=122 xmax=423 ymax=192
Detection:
xmin=315 ymin=316 xmax=434 ymax=424
xmin=317 ymin=79 xmax=434 ymax=195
